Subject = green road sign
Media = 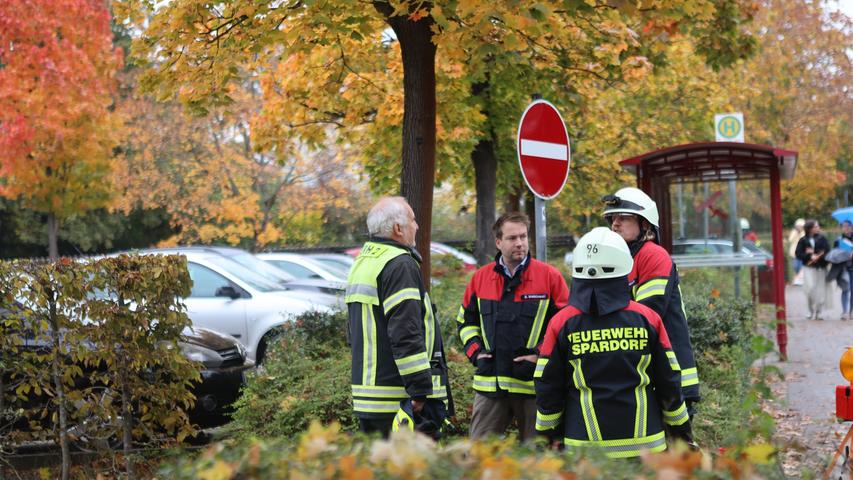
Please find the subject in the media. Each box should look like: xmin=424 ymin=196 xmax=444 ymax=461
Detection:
xmin=715 ymin=113 xmax=744 ymax=142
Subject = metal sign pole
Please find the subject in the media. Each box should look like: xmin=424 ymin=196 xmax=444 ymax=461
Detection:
xmin=729 ymin=180 xmax=741 ymax=298
xmin=534 ymin=196 xmax=546 ymax=261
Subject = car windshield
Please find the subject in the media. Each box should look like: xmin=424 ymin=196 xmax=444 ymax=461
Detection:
xmin=217 ymin=250 xmax=297 ymax=284
xmin=206 ymin=256 xmax=284 ymax=292
xmin=311 ymin=258 xmax=350 ymax=278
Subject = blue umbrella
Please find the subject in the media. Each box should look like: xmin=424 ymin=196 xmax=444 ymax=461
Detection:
xmin=832 ymin=206 xmax=853 ymax=224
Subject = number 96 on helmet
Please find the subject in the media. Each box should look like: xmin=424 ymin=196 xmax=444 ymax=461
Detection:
xmin=571 ymin=227 xmax=634 ymax=280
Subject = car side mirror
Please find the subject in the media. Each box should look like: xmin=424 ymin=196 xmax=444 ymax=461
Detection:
xmin=215 ymin=286 xmax=241 ymax=299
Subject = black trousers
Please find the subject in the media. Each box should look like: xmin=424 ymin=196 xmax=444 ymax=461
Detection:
xmin=358 ymin=417 xmax=393 ymax=438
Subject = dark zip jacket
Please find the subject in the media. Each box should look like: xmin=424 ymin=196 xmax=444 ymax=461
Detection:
xmin=796 ymin=233 xmax=830 ymax=269
xmin=534 ymin=276 xmax=691 ymax=458
xmin=346 ymin=238 xmax=451 ymax=419
xmin=457 ymin=252 xmax=569 ymax=397
xmin=628 ymin=240 xmax=699 ymax=402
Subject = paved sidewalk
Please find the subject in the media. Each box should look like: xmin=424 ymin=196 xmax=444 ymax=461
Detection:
xmin=772 ymin=283 xmax=852 ymax=476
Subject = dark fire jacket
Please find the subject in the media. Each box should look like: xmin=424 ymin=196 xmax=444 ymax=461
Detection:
xmin=629 ymin=240 xmax=699 ymax=402
xmin=534 ymin=276 xmax=691 ymax=458
xmin=457 ymin=253 xmax=569 ymax=397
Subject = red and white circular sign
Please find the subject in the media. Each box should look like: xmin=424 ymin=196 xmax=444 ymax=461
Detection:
xmin=516 ymin=99 xmax=571 ymax=199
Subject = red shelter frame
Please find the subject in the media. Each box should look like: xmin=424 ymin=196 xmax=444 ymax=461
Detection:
xmin=619 ymin=142 xmax=798 ymax=359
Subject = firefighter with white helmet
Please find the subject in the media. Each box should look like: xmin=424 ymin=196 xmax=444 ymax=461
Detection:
xmin=534 ymin=228 xmax=693 ymax=457
xmin=602 ymin=187 xmax=700 ymax=414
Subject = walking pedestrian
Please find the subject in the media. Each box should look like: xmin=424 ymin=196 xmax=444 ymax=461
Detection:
xmin=833 ymin=220 xmax=853 ymax=321
xmin=534 ymin=227 xmax=694 ymax=457
xmin=795 ymin=219 xmax=830 ymax=320
xmin=788 ymin=218 xmax=806 ymax=286
xmin=346 ymin=197 xmax=451 ymax=437
xmin=457 ymin=212 xmax=569 ymax=441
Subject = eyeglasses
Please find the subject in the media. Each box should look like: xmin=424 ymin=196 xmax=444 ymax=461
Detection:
xmin=605 ymin=213 xmax=637 ymax=224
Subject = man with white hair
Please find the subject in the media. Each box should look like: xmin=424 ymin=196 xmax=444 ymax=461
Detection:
xmin=346 ymin=196 xmax=451 ymax=437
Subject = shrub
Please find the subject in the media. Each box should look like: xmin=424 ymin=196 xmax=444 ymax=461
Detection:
xmin=159 ymin=421 xmax=784 ymax=479
xmin=229 ymin=306 xmax=480 ymax=440
xmin=680 ymin=284 xmax=778 ymax=451
xmin=684 ymin=287 xmax=755 ymax=353
xmin=0 ymin=255 xmax=200 ymax=479
xmin=228 ymin=309 xmax=357 ymax=439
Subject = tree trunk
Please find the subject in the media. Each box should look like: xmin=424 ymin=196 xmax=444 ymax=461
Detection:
xmin=472 ymin=140 xmax=497 ymax=265
xmin=375 ymin=2 xmax=436 ymax=288
xmin=47 ymin=213 xmax=59 ymax=260
xmin=471 ymin=80 xmax=497 ymax=265
xmin=120 ymin=364 xmax=135 ymax=479
xmin=504 ymin=189 xmax=522 ymax=214
xmin=48 ymin=294 xmax=70 ymax=480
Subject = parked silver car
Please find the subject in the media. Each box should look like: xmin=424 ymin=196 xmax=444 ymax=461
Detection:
xmin=136 ymin=248 xmax=335 ymax=363
xmin=199 ymin=246 xmax=346 ymax=297
xmin=565 ymin=238 xmax=771 ymax=265
xmin=257 ymin=252 xmax=348 ymax=282
xmin=306 ymin=253 xmax=354 ymax=273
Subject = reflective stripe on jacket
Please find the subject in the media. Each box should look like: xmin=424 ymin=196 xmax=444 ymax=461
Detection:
xmin=629 ymin=241 xmax=700 ymax=401
xmin=458 ymin=253 xmax=569 ymax=397
xmin=534 ymin=294 xmax=691 ymax=459
xmin=346 ymin=240 xmax=450 ymax=418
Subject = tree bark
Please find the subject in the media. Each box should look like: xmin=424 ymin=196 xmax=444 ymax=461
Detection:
xmin=470 ymin=80 xmax=497 ymax=265
xmin=471 ymin=139 xmax=497 ymax=265
xmin=120 ymin=363 xmax=135 ymax=479
xmin=375 ymin=2 xmax=436 ymax=288
xmin=47 ymin=213 xmax=59 ymax=260
xmin=504 ymin=189 xmax=522 ymax=214
xmin=48 ymin=293 xmax=70 ymax=480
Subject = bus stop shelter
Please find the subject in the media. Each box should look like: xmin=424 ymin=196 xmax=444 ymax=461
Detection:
xmin=619 ymin=142 xmax=798 ymax=358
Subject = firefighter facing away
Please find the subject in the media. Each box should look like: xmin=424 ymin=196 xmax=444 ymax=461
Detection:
xmin=534 ymin=227 xmax=693 ymax=457
xmin=602 ymin=187 xmax=700 ymax=413
xmin=457 ymin=212 xmax=569 ymax=441
xmin=345 ymin=197 xmax=451 ymax=437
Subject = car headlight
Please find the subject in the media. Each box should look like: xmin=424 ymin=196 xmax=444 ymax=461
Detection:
xmin=179 ymin=343 xmax=222 ymax=368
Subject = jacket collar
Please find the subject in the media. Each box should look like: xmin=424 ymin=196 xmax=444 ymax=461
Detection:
xmin=627 ymin=238 xmax=647 ymax=257
xmin=369 ymin=237 xmax=423 ymax=264
xmin=493 ymin=252 xmax=530 ymax=279
xmin=568 ymin=276 xmax=631 ymax=316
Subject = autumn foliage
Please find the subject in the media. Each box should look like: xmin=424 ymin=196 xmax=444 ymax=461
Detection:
xmin=0 ymin=0 xmax=122 ymax=255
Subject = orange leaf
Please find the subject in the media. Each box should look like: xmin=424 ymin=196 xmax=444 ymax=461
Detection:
xmin=409 ymin=8 xmax=428 ymax=21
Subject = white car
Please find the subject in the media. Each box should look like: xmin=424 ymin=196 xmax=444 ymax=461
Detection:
xmin=257 ymin=252 xmax=348 ymax=282
xmin=564 ymin=238 xmax=772 ymax=265
xmin=430 ymin=241 xmax=477 ymax=268
xmin=137 ymin=248 xmax=334 ymax=363
xmin=306 ymin=253 xmax=354 ymax=274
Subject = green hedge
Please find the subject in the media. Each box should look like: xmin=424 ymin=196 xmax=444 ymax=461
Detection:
xmin=227 ymin=308 xmax=478 ymax=439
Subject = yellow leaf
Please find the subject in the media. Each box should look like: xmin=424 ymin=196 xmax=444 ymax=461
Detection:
xmin=198 ymin=460 xmax=235 ymax=480
xmin=744 ymin=443 xmax=775 ymax=465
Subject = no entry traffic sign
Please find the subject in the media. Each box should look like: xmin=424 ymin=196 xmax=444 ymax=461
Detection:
xmin=517 ymin=99 xmax=571 ymax=199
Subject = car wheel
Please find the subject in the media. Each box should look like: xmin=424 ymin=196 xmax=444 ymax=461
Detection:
xmin=255 ymin=335 xmax=270 ymax=365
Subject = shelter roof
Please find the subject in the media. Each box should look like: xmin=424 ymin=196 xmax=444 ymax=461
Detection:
xmin=619 ymin=142 xmax=798 ymax=182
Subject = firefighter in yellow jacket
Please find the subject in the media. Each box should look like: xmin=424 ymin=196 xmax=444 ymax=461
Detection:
xmin=346 ymin=197 xmax=451 ymax=437
xmin=535 ymin=228 xmax=693 ymax=457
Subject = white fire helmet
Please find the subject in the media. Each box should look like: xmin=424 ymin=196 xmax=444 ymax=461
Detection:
xmin=572 ymin=227 xmax=634 ymax=280
xmin=602 ymin=187 xmax=660 ymax=229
